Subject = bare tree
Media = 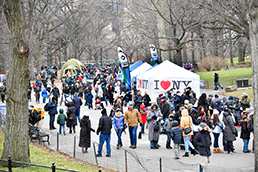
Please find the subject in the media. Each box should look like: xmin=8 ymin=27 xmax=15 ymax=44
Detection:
xmin=1 ymin=0 xmax=30 ymax=164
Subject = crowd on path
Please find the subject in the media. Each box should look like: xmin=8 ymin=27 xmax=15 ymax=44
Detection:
xmin=26 ymin=64 xmax=254 ymax=171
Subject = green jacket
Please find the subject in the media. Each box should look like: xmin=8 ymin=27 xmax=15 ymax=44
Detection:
xmin=240 ymin=98 xmax=250 ymax=110
xmin=57 ymin=113 xmax=67 ymax=125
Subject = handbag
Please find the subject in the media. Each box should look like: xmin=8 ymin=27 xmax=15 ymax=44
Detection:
xmin=154 ymin=121 xmax=160 ymax=132
xmin=183 ymin=117 xmax=192 ymax=135
xmin=138 ymin=131 xmax=142 ymax=139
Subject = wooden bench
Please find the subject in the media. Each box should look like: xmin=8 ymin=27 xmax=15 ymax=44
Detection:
xmin=29 ymin=125 xmax=50 ymax=145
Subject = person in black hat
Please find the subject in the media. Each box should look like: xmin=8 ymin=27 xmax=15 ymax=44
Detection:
xmin=48 ymin=97 xmax=58 ymax=130
xmin=96 ymin=108 xmax=112 ymax=157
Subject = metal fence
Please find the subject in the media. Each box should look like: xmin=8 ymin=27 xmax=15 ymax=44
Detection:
xmin=0 ymin=156 xmax=86 ymax=172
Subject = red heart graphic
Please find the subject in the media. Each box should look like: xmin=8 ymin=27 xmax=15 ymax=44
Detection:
xmin=139 ymin=79 xmax=142 ymax=88
xmin=160 ymin=80 xmax=171 ymax=90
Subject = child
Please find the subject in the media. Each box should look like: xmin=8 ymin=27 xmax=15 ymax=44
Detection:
xmin=57 ymin=108 xmax=67 ymax=135
xmin=86 ymin=91 xmax=93 ymax=109
xmin=165 ymin=114 xmax=174 ymax=149
xmin=139 ymin=104 xmax=147 ymax=134
xmin=95 ymin=98 xmax=101 ymax=110
xmin=171 ymin=121 xmax=182 ymax=159
xmin=194 ymin=123 xmax=211 ymax=171
xmin=240 ymin=114 xmax=251 ymax=153
xmin=41 ymin=88 xmax=48 ymax=103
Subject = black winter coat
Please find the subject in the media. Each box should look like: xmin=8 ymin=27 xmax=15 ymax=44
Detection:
xmin=79 ymin=116 xmax=95 ymax=148
xmin=161 ymin=101 xmax=170 ymax=118
xmin=66 ymin=101 xmax=77 ymax=127
xmin=240 ymin=121 xmax=250 ymax=139
xmin=97 ymin=114 xmax=112 ymax=134
xmin=198 ymin=93 xmax=208 ymax=112
xmin=134 ymin=94 xmax=143 ymax=106
xmin=194 ymin=130 xmax=211 ymax=157
xmin=171 ymin=127 xmax=182 ymax=144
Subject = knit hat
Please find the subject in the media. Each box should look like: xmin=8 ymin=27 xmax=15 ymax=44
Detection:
xmin=101 ymin=108 xmax=107 ymax=115
xmin=187 ymin=104 xmax=194 ymax=111
xmin=171 ymin=121 xmax=179 ymax=127
xmin=199 ymin=122 xmax=207 ymax=129
xmin=128 ymin=102 xmax=134 ymax=106
xmin=59 ymin=108 xmax=64 ymax=113
xmin=159 ymin=94 xmax=163 ymax=97
xmin=228 ymin=96 xmax=234 ymax=100
xmin=116 ymin=108 xmax=122 ymax=112
xmin=140 ymin=104 xmax=145 ymax=110
xmin=184 ymin=100 xmax=189 ymax=105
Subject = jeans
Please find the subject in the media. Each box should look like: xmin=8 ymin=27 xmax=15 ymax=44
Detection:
xmin=49 ymin=114 xmax=55 ymax=128
xmin=183 ymin=136 xmax=195 ymax=152
xmin=166 ymin=131 xmax=171 ymax=148
xmin=162 ymin=118 xmax=168 ymax=132
xmin=43 ymin=96 xmax=47 ymax=103
xmin=213 ymin=133 xmax=220 ymax=148
xmin=222 ymin=131 xmax=227 ymax=151
xmin=97 ymin=134 xmax=111 ymax=155
xmin=214 ymin=82 xmax=223 ymax=89
xmin=243 ymin=139 xmax=249 ymax=152
xmin=103 ymin=96 xmax=108 ymax=106
xmin=150 ymin=141 xmax=158 ymax=148
xmin=141 ymin=124 xmax=145 ymax=133
xmin=129 ymin=126 xmax=138 ymax=146
xmin=174 ymin=143 xmax=180 ymax=158
xmin=59 ymin=125 xmax=65 ymax=134
xmin=116 ymin=129 xmax=123 ymax=145
xmin=76 ymin=109 xmax=81 ymax=121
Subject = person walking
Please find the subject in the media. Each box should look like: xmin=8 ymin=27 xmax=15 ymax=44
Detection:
xmin=146 ymin=103 xmax=163 ymax=149
xmin=139 ymin=104 xmax=147 ymax=134
xmin=164 ymin=114 xmax=174 ymax=149
xmin=180 ymin=109 xmax=199 ymax=157
xmin=214 ymin=73 xmax=223 ymax=90
xmin=48 ymin=97 xmax=58 ymax=130
xmin=124 ymin=102 xmax=142 ymax=149
xmin=194 ymin=123 xmax=212 ymax=171
xmin=112 ymin=108 xmax=125 ymax=149
xmin=96 ymin=108 xmax=112 ymax=157
xmin=171 ymin=121 xmax=182 ymax=159
xmin=73 ymin=93 xmax=83 ymax=122
xmin=50 ymin=85 xmax=60 ymax=105
xmin=41 ymin=88 xmax=48 ymax=103
xmin=79 ymin=113 xmax=95 ymax=153
xmin=57 ymin=108 xmax=67 ymax=135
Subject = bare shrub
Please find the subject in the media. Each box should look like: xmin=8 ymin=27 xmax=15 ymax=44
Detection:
xmin=199 ymin=57 xmax=227 ymax=71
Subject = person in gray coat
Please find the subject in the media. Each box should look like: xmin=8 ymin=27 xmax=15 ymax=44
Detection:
xmin=146 ymin=103 xmax=163 ymax=149
xmin=223 ymin=106 xmax=237 ymax=154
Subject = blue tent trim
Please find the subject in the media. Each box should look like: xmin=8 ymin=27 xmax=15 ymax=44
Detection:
xmin=132 ymin=63 xmax=158 ymax=82
xmin=129 ymin=60 xmax=143 ymax=72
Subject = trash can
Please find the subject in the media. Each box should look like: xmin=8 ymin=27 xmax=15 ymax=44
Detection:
xmin=236 ymin=79 xmax=242 ymax=87
xmin=243 ymin=78 xmax=249 ymax=87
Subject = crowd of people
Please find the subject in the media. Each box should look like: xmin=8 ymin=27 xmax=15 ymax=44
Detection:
xmin=26 ymin=64 xmax=254 ymax=171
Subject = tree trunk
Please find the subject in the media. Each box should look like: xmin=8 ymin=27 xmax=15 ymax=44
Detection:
xmin=249 ymin=1 xmax=258 ymax=170
xmin=1 ymin=0 xmax=30 ymax=165
xmin=238 ymin=41 xmax=244 ymax=62
xmin=183 ymin=45 xmax=187 ymax=63
xmin=229 ymin=30 xmax=234 ymax=64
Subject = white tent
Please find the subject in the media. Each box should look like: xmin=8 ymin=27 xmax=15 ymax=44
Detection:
xmin=137 ymin=60 xmax=200 ymax=102
xmin=130 ymin=62 xmax=152 ymax=82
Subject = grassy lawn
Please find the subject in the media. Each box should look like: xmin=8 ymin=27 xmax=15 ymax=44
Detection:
xmin=0 ymin=129 xmax=106 ymax=172
xmin=197 ymin=68 xmax=252 ymax=88
xmin=226 ymin=56 xmax=252 ymax=64
xmin=223 ymin=88 xmax=253 ymax=101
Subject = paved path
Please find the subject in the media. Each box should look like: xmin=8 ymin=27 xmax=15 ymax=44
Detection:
xmin=27 ymin=86 xmax=254 ymax=172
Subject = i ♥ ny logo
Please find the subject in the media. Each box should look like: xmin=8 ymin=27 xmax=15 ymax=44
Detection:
xmin=160 ymin=80 xmax=170 ymax=90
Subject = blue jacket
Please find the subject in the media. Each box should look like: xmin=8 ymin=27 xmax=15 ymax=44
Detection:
xmin=48 ymin=101 xmax=57 ymax=115
xmin=113 ymin=115 xmax=125 ymax=130
xmin=41 ymin=90 xmax=48 ymax=98
xmin=73 ymin=96 xmax=82 ymax=110
xmin=171 ymin=127 xmax=182 ymax=144
xmin=86 ymin=92 xmax=93 ymax=103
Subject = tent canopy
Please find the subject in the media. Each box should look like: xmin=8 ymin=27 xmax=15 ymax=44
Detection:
xmin=130 ymin=62 xmax=152 ymax=83
xmin=61 ymin=59 xmax=85 ymax=73
xmin=129 ymin=60 xmax=143 ymax=72
xmin=137 ymin=60 xmax=200 ymax=102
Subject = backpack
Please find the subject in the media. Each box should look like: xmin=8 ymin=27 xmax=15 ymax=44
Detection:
xmin=247 ymin=114 xmax=253 ymax=132
xmin=44 ymin=102 xmax=50 ymax=111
